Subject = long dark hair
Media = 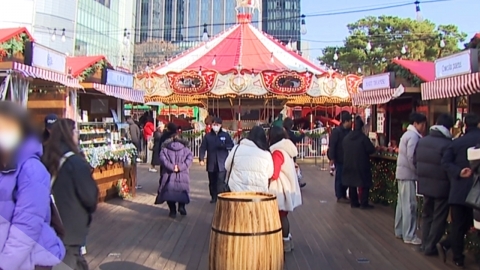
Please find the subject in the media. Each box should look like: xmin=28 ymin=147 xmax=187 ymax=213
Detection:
xmin=42 ymin=118 xmax=82 ymax=176
xmin=246 ymin=126 xmax=269 ymax=151
xmin=268 ymin=126 xmax=288 ymax=146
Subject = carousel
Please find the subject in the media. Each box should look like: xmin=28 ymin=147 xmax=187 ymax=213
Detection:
xmin=134 ymin=3 xmax=362 ymax=130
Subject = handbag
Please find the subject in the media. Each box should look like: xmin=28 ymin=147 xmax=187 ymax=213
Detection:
xmin=147 ymin=137 xmax=154 ymax=150
xmin=466 ymin=175 xmax=480 ymax=210
xmin=223 ymin=145 xmax=240 ymax=193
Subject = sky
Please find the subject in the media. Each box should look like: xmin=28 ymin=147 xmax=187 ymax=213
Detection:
xmin=300 ymin=0 xmax=480 ymax=60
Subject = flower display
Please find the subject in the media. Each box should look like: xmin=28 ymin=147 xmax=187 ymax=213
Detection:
xmin=83 ymin=143 xmax=137 ymax=168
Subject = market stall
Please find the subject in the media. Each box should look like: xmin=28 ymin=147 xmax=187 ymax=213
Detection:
xmin=421 ymin=49 xmax=479 ymax=133
xmin=351 ymin=59 xmax=434 ymax=204
xmin=67 ymin=55 xmax=145 ymax=201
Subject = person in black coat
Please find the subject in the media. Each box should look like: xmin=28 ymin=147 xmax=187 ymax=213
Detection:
xmin=199 ymin=117 xmax=234 ymax=203
xmin=341 ymin=116 xmax=375 ymax=209
xmin=42 ymin=118 xmax=98 ymax=269
xmin=327 ymin=111 xmax=352 ymax=203
xmin=415 ymin=113 xmax=454 ymax=256
xmin=438 ymin=113 xmax=480 ymax=267
xmin=150 ymin=122 xmax=166 ymax=171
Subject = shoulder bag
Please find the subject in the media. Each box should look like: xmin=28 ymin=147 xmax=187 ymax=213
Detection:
xmin=466 ymin=175 xmax=480 ymax=210
xmin=223 ymin=145 xmax=240 ymax=193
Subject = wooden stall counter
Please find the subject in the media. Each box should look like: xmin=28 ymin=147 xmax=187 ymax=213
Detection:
xmin=84 ymin=144 xmax=137 ymax=202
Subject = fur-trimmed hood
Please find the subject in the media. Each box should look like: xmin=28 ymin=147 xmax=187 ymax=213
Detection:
xmin=269 ymin=138 xmax=298 ymax=158
xmin=161 ymin=137 xmax=190 ymax=151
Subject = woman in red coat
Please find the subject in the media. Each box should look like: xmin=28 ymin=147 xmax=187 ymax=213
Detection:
xmin=143 ymin=117 xmax=155 ymax=170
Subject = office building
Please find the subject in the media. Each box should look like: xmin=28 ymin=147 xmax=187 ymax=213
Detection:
xmin=0 ymin=0 xmax=76 ymax=55
xmin=75 ymin=0 xmax=136 ymax=70
xmin=135 ymin=0 xmax=261 ymax=43
xmin=262 ymin=0 xmax=301 ymax=48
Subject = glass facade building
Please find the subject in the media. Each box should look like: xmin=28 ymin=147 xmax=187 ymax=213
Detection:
xmin=262 ymin=0 xmax=301 ymax=48
xmin=75 ymin=0 xmax=136 ymax=70
xmin=135 ymin=0 xmax=261 ymax=43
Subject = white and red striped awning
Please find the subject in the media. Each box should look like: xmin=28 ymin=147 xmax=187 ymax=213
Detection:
xmin=352 ymin=88 xmax=399 ymax=106
xmin=421 ymin=72 xmax=480 ymax=100
xmin=13 ymin=62 xmax=82 ymax=89
xmin=93 ymin=83 xmax=144 ymax=104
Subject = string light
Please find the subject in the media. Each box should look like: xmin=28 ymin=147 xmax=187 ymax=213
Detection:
xmin=415 ymin=0 xmax=423 ymax=22
xmin=366 ymin=41 xmax=372 ymax=52
xmin=300 ymin=14 xmax=307 ymax=35
xmin=439 ymin=36 xmax=446 ymax=48
xmin=212 ymin=55 xmax=216 ymax=66
xmin=202 ymin=23 xmax=209 ymax=42
xmin=51 ymin=28 xmax=56 ymax=41
xmin=357 ymin=67 xmax=362 ymax=74
xmin=270 ymin=52 xmax=274 ymax=63
xmin=61 ymin=28 xmax=66 ymax=42
xmin=401 ymin=45 xmax=407 ymax=54
xmin=333 ymin=49 xmax=339 ymax=61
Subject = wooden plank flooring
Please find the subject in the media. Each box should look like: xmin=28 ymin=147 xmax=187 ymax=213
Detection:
xmin=85 ymin=163 xmax=475 ymax=270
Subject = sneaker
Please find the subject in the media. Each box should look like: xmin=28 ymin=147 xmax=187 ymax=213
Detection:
xmin=395 ymin=235 xmax=403 ymax=239
xmin=289 ymin=234 xmax=294 ymax=250
xmin=136 ymin=158 xmax=142 ymax=162
xmin=80 ymin=246 xmax=87 ymax=255
xmin=283 ymin=238 xmax=292 ymax=252
xmin=149 ymin=168 xmax=157 ymax=172
xmin=404 ymin=237 xmax=422 ymax=245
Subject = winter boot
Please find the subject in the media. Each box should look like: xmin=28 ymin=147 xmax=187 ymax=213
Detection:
xmin=178 ymin=204 xmax=187 ymax=216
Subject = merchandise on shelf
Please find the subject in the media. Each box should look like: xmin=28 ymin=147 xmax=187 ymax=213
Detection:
xmin=82 ymin=143 xmax=137 ymax=168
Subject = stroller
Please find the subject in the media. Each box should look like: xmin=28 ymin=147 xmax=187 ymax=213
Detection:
xmin=295 ymin=163 xmax=306 ymax=188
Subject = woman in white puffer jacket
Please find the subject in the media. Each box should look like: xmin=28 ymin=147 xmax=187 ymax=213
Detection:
xmin=225 ymin=126 xmax=274 ymax=192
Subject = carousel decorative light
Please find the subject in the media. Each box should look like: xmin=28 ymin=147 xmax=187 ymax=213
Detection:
xmin=202 ymin=23 xmax=209 ymax=42
xmin=198 ymin=66 xmax=202 ymax=76
xmin=300 ymin=14 xmax=307 ymax=35
xmin=415 ymin=0 xmax=423 ymax=22
xmin=51 ymin=28 xmax=57 ymax=41
xmin=357 ymin=67 xmax=362 ymax=74
xmin=61 ymin=29 xmax=66 ymax=42
xmin=270 ymin=52 xmax=274 ymax=63
xmin=212 ymin=55 xmax=217 ymax=66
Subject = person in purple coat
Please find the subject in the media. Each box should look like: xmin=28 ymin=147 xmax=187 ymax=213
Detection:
xmin=0 ymin=101 xmax=65 ymax=270
xmin=157 ymin=130 xmax=193 ymax=218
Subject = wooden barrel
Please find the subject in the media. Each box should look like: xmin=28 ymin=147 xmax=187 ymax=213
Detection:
xmin=209 ymin=192 xmax=283 ymax=270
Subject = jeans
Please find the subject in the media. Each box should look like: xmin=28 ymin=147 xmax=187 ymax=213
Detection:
xmin=394 ymin=180 xmax=418 ymax=241
xmin=208 ymin=171 xmax=227 ymax=199
xmin=440 ymin=204 xmax=473 ymax=262
xmin=334 ymin=163 xmax=347 ymax=199
xmin=421 ymin=196 xmax=449 ymax=254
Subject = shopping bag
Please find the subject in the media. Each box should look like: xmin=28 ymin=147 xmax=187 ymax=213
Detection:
xmin=465 ymin=176 xmax=480 ymax=210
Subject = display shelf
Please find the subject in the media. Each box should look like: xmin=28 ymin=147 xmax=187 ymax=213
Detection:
xmin=78 ymin=122 xmax=125 ymax=147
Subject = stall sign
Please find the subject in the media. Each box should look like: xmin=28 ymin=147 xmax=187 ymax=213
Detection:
xmin=105 ymin=69 xmax=134 ymax=88
xmin=435 ymin=49 xmax=478 ymax=80
xmin=376 ymin=112 xmax=385 ymax=133
xmin=361 ymin=72 xmax=395 ymax=91
xmin=31 ymin=43 xmax=66 ymax=74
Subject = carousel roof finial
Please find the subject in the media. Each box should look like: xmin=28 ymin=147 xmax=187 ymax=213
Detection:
xmin=235 ymin=0 xmax=260 ymax=24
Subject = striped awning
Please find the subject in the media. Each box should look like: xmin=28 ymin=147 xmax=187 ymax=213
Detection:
xmin=352 ymin=86 xmax=405 ymax=106
xmin=93 ymin=83 xmax=144 ymax=104
xmin=421 ymin=72 xmax=480 ymax=100
xmin=13 ymin=62 xmax=82 ymax=89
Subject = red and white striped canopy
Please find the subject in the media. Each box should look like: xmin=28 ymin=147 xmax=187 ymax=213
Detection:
xmin=13 ymin=62 xmax=82 ymax=89
xmin=93 ymin=83 xmax=144 ymax=104
xmin=352 ymin=88 xmax=398 ymax=106
xmin=154 ymin=22 xmax=324 ymax=75
xmin=421 ymin=72 xmax=480 ymax=100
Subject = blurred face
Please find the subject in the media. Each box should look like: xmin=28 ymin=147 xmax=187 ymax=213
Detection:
xmin=344 ymin=120 xmax=352 ymax=129
xmin=73 ymin=128 xmax=79 ymax=146
xmin=158 ymin=125 xmax=165 ymax=132
xmin=414 ymin=122 xmax=426 ymax=134
xmin=0 ymin=115 xmax=23 ymax=153
xmin=212 ymin=123 xmax=221 ymax=132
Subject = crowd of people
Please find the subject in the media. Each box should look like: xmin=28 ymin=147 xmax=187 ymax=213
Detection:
xmin=328 ymin=109 xmax=480 ymax=268
xmin=0 ymin=101 xmax=98 ymax=270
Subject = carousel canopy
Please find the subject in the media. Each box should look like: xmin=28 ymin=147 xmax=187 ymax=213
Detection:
xmin=0 ymin=27 xmax=33 ymax=43
xmin=153 ymin=16 xmax=324 ymax=75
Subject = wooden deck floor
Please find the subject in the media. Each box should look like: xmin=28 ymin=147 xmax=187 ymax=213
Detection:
xmin=85 ymin=164 xmax=474 ymax=270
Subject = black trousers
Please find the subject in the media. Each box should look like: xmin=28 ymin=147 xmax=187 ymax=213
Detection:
xmin=167 ymin=201 xmax=185 ymax=212
xmin=441 ymin=204 xmax=473 ymax=262
xmin=208 ymin=171 xmax=227 ymax=199
xmin=349 ymin=187 xmax=369 ymax=206
xmin=421 ymin=196 xmax=449 ymax=254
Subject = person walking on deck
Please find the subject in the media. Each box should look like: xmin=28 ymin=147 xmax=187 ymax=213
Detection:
xmin=199 ymin=117 xmax=234 ymax=203
xmin=415 ymin=113 xmax=454 ymax=255
xmin=327 ymin=111 xmax=352 ymax=203
xmin=394 ymin=112 xmax=427 ymax=246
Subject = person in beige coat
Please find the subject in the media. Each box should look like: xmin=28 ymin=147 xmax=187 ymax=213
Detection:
xmin=268 ymin=126 xmax=302 ymax=253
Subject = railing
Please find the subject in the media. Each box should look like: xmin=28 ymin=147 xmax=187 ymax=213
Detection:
xmin=181 ymin=128 xmax=329 ymax=160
